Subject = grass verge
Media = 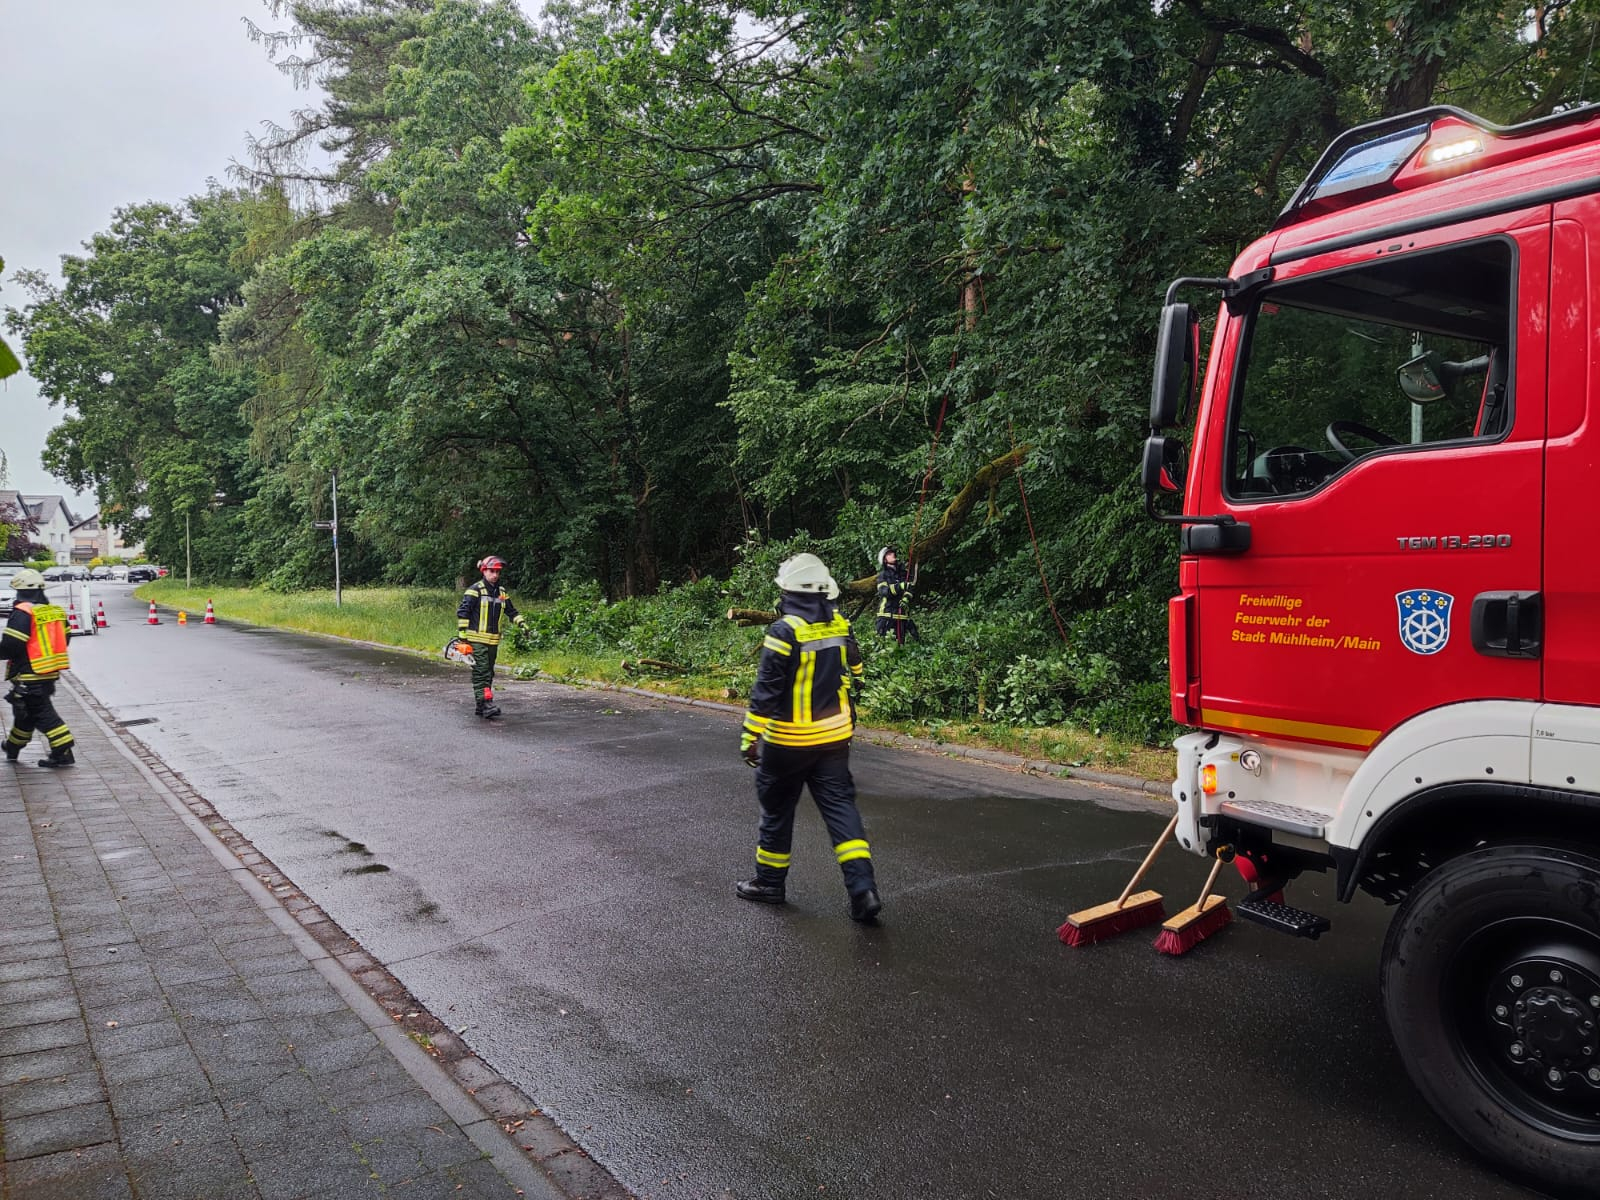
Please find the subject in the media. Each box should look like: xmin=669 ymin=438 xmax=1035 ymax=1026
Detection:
xmin=138 ymin=581 xmax=1176 ymax=784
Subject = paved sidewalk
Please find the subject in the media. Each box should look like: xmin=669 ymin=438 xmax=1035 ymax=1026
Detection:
xmin=0 ymin=685 xmax=563 ymax=1200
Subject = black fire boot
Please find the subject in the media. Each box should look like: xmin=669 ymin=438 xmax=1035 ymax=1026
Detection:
xmin=848 ymin=888 xmax=882 ymax=924
xmin=37 ymin=747 xmax=75 ymax=769
xmin=479 ymin=701 xmax=502 ymax=719
xmin=3 ymin=744 xmax=19 ymax=763
xmin=735 ymin=878 xmax=787 ymax=905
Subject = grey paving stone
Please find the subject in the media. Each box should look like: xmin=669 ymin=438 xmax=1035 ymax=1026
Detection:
xmin=0 ymin=1016 xmax=86 ymax=1058
xmin=0 ymin=923 xmax=59 ymax=949
xmin=0 ymin=1068 xmax=106 ymax=1119
xmin=385 ymin=1168 xmax=472 ymax=1198
xmin=2 ymin=1097 xmax=116 ymax=1158
xmin=138 ymin=925 xmax=215 ymax=951
xmin=338 ymin=1092 xmax=453 ymax=1140
xmin=135 ymin=1168 xmax=259 ymax=1200
xmin=222 ymin=1074 xmax=337 ymax=1155
xmin=100 ymin=1041 xmax=204 ymax=1087
xmin=246 ymin=1135 xmax=381 ymax=1200
xmin=106 ymin=1065 xmax=219 ymax=1120
xmin=85 ymin=993 xmax=178 ymax=1028
xmin=258 ymin=984 xmax=348 ymax=1020
xmin=0 ymin=935 xmax=70 ymax=966
xmin=440 ymin=1155 xmax=520 ymax=1197
xmin=122 ymin=1106 xmax=254 ymax=1200
xmin=91 ymin=1015 xmax=188 ymax=1058
xmin=295 ymin=1030 xmax=384 ymax=1075
xmin=247 ymin=967 xmax=327 ymax=999
xmin=358 ymin=1120 xmax=483 ymax=1178
xmin=0 ymin=1040 xmax=96 ymax=1086
xmin=150 ymin=945 xmax=236 ymax=986
xmin=65 ymin=942 xmax=146 ymax=971
xmin=313 ymin=1060 xmax=420 ymax=1108
xmin=2 ymin=1140 xmax=134 ymax=1200
xmin=0 ymin=992 xmax=86 ymax=1029
xmin=286 ymin=1006 xmax=372 ymax=1046
xmin=73 ymin=966 xmax=165 ymax=1009
xmin=0 ymin=953 xmax=69 ymax=984
xmin=0 ymin=973 xmax=79 ymax=1005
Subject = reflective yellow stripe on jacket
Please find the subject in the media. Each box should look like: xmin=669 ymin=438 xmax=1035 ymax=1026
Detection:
xmin=759 ymin=613 xmax=855 ymax=748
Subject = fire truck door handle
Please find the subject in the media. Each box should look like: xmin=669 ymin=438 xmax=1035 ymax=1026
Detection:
xmin=1469 ymin=590 xmax=1542 ymax=659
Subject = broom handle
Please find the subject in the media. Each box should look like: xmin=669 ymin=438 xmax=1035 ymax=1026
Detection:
xmin=1192 ymin=854 xmax=1226 ymax=909
xmin=1115 ymin=812 xmax=1181 ymax=908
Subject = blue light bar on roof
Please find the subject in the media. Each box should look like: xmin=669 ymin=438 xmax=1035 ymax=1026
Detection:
xmin=1309 ymin=124 xmax=1429 ymax=202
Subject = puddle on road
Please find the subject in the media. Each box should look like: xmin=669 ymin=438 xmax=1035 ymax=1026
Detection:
xmin=324 ymin=829 xmax=389 ymax=874
xmin=323 ymin=829 xmax=374 ymax=858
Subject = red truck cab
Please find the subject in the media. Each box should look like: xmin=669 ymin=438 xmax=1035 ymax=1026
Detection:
xmin=1144 ymin=103 xmax=1600 ymax=1195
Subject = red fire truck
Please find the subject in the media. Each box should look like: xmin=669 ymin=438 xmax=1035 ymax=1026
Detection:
xmin=1143 ymin=103 xmax=1600 ymax=1193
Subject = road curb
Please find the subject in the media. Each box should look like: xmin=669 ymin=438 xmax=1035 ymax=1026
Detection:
xmin=63 ymin=673 xmax=634 ymax=1200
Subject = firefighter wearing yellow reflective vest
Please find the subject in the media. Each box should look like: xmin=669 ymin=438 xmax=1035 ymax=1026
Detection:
xmin=456 ymin=555 xmax=525 ymax=719
xmin=736 ymin=553 xmax=881 ymax=923
xmin=2 ymin=570 xmax=75 ymax=768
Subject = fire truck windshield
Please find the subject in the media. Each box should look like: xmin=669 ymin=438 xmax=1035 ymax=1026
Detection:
xmin=1226 ymin=239 xmax=1511 ymax=499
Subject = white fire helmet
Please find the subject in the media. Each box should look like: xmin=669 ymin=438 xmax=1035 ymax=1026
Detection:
xmin=774 ymin=552 xmax=839 ymax=600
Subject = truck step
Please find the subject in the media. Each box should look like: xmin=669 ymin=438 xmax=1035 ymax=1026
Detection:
xmin=1217 ymin=797 xmax=1330 ymax=838
xmin=1235 ymin=893 xmax=1331 ymax=940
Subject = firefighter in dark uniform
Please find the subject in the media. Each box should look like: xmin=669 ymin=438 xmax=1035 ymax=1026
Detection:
xmin=736 ymin=553 xmax=882 ymax=923
xmin=875 ymin=545 xmax=917 ymax=644
xmin=456 ymin=556 xmax=525 ymax=719
xmin=2 ymin=570 xmax=75 ymax=768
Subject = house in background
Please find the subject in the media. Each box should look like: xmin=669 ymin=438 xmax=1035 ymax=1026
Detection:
xmin=71 ymin=511 xmax=144 ymax=562
xmin=0 ymin=491 xmax=79 ymax=564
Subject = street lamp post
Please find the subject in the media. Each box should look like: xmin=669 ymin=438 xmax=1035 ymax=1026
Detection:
xmin=313 ymin=472 xmax=341 ymax=607
xmin=332 ymin=470 xmax=341 ymax=608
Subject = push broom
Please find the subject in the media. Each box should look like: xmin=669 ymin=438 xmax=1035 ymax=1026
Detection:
xmin=1057 ymin=812 xmax=1178 ymax=947
xmin=1153 ymin=851 xmax=1232 ymax=955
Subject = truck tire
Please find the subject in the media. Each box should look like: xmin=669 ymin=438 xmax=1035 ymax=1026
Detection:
xmin=1381 ymin=843 xmax=1600 ymax=1197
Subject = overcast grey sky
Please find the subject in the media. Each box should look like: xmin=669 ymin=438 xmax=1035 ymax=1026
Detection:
xmin=0 ymin=1 xmax=319 ymax=511
xmin=0 ymin=1 xmax=540 ymax=517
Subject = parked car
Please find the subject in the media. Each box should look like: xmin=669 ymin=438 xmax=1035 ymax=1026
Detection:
xmin=110 ymin=565 xmax=130 ymax=582
xmin=155 ymin=566 xmax=170 ymax=577
xmin=126 ymin=565 xmax=160 ymax=583
xmin=89 ymin=566 xmax=112 ymax=580
xmin=0 ymin=563 xmax=22 ymax=615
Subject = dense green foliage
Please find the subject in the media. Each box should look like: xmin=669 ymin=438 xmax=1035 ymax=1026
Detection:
xmin=8 ymin=0 xmax=1599 ymax=742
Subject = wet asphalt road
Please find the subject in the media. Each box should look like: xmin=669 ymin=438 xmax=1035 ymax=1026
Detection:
xmin=54 ymin=587 xmax=1540 ymax=1200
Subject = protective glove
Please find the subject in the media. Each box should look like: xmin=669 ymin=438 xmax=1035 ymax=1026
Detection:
xmin=740 ymin=730 xmax=761 ymax=768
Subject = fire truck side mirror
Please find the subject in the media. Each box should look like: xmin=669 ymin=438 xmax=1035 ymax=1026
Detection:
xmin=1150 ymin=303 xmax=1197 ymax=428
xmin=1141 ymin=435 xmax=1184 ymax=493
xmin=1398 ymin=350 xmax=1446 ymax=404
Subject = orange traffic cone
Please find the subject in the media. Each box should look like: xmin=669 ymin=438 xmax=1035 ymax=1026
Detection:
xmin=95 ymin=601 xmax=108 ymax=628
xmin=67 ymin=601 xmax=81 ymax=634
xmin=146 ymin=601 xmax=161 ymax=625
xmin=203 ymin=600 xmax=216 ymax=625
xmin=177 ymin=610 xmax=188 ymax=626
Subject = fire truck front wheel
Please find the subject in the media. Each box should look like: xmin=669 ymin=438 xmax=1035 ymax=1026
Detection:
xmin=1381 ymin=842 xmax=1600 ymax=1197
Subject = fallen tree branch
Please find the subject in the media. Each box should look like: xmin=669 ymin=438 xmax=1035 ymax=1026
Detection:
xmin=841 ymin=445 xmax=1028 ymax=595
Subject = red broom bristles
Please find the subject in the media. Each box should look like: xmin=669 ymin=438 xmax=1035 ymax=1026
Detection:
xmin=1057 ymin=895 xmax=1166 ymax=946
xmin=1153 ymin=902 xmax=1232 ymax=955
